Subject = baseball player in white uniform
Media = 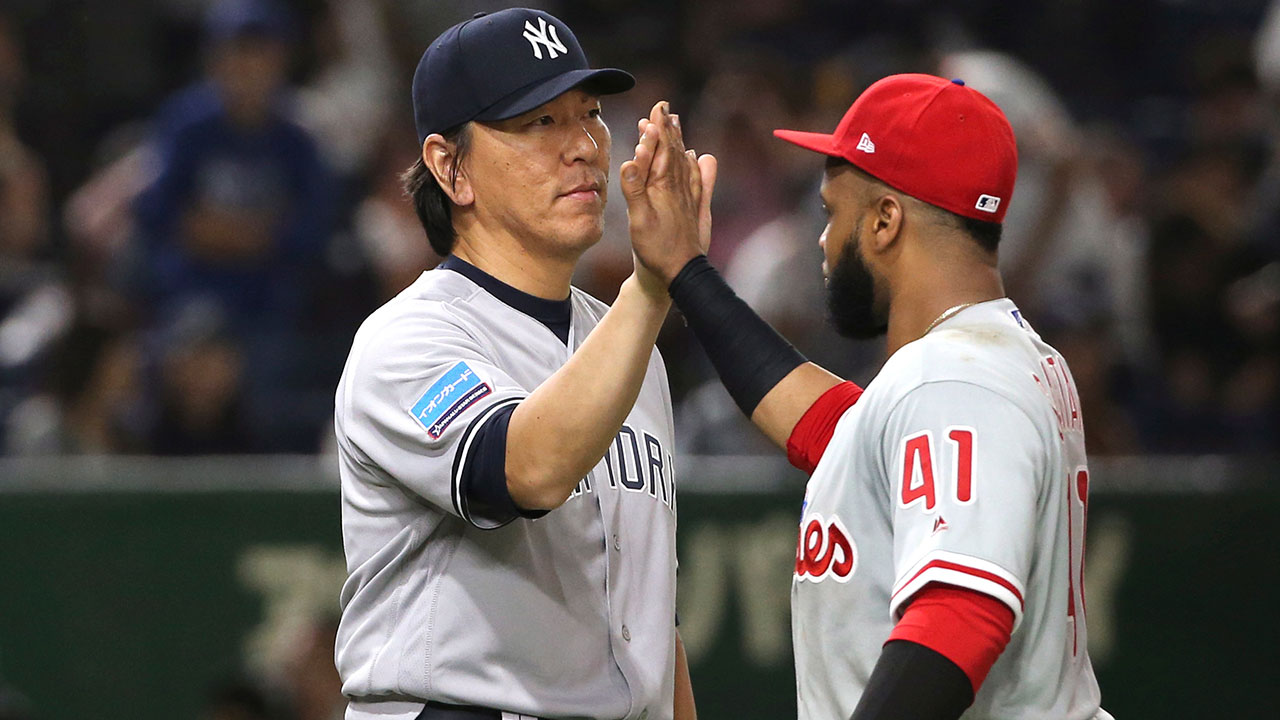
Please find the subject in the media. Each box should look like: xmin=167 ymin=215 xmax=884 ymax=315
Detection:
xmin=334 ymin=9 xmax=713 ymax=720
xmin=630 ymin=74 xmax=1112 ymax=719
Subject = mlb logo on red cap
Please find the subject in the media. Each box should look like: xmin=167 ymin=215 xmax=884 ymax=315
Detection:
xmin=774 ymin=74 xmax=1018 ymax=224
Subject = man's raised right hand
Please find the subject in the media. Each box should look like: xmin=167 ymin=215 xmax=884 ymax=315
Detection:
xmin=620 ymin=100 xmax=717 ymax=291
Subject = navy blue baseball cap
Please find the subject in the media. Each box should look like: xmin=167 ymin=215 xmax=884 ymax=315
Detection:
xmin=204 ymin=0 xmax=296 ymax=43
xmin=412 ymin=8 xmax=635 ymax=143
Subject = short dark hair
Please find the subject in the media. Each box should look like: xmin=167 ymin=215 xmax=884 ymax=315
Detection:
xmin=402 ymin=123 xmax=472 ymax=257
xmin=824 ymin=156 xmax=1002 ymax=252
xmin=957 ymin=213 xmax=1002 ymax=253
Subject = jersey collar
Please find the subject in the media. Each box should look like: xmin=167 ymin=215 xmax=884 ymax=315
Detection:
xmin=933 ymin=297 xmax=1026 ymax=333
xmin=439 ymin=255 xmax=572 ymax=344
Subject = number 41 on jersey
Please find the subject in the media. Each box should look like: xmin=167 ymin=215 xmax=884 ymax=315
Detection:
xmin=899 ymin=427 xmax=976 ymax=512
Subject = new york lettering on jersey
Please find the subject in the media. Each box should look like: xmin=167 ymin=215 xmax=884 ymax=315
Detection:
xmin=568 ymin=423 xmax=676 ymax=510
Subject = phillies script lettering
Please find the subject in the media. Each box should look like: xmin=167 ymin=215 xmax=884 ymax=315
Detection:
xmin=795 ymin=512 xmax=857 ymax=583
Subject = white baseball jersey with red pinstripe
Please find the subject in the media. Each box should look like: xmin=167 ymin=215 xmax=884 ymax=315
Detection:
xmin=792 ymin=298 xmax=1113 ymax=720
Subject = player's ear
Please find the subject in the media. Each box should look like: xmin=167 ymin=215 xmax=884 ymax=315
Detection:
xmin=869 ymin=193 xmax=904 ymax=252
xmin=423 ymin=134 xmax=475 ymax=207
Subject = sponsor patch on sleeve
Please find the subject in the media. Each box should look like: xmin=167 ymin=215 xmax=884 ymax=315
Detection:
xmin=410 ymin=361 xmax=492 ymax=439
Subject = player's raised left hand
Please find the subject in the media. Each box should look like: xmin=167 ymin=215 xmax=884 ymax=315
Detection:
xmin=620 ymin=100 xmax=717 ymax=291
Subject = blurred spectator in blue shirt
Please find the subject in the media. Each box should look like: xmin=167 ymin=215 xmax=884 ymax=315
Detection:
xmin=130 ymin=0 xmax=337 ymax=452
xmin=133 ymin=0 xmax=334 ymax=331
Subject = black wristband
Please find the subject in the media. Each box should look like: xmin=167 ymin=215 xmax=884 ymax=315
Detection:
xmin=667 ymin=255 xmax=807 ymax=416
xmin=848 ymin=640 xmax=973 ymax=720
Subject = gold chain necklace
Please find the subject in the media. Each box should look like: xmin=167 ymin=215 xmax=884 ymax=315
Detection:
xmin=923 ymin=302 xmax=977 ymax=337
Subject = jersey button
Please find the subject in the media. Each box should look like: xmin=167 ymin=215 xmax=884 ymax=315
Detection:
xmin=612 ymin=534 xmax=621 ymax=551
xmin=621 ymin=625 xmax=631 ymax=642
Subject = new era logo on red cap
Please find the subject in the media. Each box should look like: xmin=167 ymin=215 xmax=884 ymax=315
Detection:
xmin=773 ymin=74 xmax=1018 ymax=223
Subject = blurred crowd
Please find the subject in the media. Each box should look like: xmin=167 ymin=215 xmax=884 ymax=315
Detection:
xmin=0 ymin=0 xmax=1277 ymax=462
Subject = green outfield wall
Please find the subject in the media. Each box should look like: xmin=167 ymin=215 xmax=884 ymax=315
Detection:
xmin=0 ymin=456 xmax=1276 ymax=719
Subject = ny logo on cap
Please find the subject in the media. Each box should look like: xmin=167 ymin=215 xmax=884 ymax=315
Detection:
xmin=856 ymin=133 xmax=876 ymax=154
xmin=975 ymin=194 xmax=1001 ymax=213
xmin=523 ymin=17 xmax=568 ymax=60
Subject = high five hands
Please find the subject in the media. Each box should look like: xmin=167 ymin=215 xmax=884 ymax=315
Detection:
xmin=620 ymin=100 xmax=717 ymax=296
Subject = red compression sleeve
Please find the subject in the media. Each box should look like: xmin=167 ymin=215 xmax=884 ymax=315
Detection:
xmin=888 ymin=584 xmax=1015 ymax=695
xmin=786 ymin=381 xmax=864 ymax=473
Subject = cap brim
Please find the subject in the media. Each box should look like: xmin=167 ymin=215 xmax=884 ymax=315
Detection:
xmin=772 ymin=129 xmax=840 ymax=156
xmin=477 ymin=68 xmax=636 ymax=122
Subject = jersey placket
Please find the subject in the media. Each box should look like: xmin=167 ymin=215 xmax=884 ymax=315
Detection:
xmin=570 ymin=304 xmax=642 ymax=720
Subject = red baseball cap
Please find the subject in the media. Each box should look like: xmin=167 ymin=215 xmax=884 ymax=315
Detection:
xmin=774 ymin=73 xmax=1018 ymax=223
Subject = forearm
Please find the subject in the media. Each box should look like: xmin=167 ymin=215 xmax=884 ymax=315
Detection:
xmin=668 ymin=255 xmax=843 ymax=448
xmin=505 ymin=277 xmax=669 ymax=509
xmin=674 ymin=630 xmax=697 ymax=720
xmin=751 ymin=363 xmax=843 ymax=447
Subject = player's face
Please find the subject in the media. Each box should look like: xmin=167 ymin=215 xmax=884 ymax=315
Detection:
xmin=819 ymin=167 xmax=890 ymax=338
xmin=209 ymin=36 xmax=290 ymax=123
xmin=464 ymin=89 xmax=612 ymax=258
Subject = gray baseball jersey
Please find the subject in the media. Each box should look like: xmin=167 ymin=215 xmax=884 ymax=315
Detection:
xmin=792 ymin=299 xmax=1113 ymax=720
xmin=334 ymin=258 xmax=678 ymax=720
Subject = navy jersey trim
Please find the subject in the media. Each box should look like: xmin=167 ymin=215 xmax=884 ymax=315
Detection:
xmin=450 ymin=396 xmax=527 ymax=529
xmin=459 ymin=403 xmax=550 ymax=523
xmin=440 ymin=256 xmax=571 ymax=345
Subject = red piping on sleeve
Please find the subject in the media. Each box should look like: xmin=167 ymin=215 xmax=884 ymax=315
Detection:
xmin=887 ymin=584 xmax=1015 ymax=695
xmin=892 ymin=559 xmax=1025 ymax=610
xmin=786 ymin=381 xmax=864 ymax=473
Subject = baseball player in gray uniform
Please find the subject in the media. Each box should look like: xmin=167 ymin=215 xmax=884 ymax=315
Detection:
xmin=333 ymin=8 xmax=714 ymax=720
xmin=630 ymin=74 xmax=1111 ymax=719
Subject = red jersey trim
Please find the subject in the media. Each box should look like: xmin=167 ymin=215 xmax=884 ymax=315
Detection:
xmin=891 ymin=551 xmax=1027 ymax=631
xmin=888 ymin=584 xmax=1015 ymax=694
xmin=786 ymin=381 xmax=864 ymax=474
xmin=894 ymin=560 xmax=1025 ymax=607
